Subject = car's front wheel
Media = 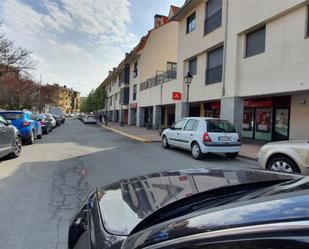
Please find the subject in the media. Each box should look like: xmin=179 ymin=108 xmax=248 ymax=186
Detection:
xmin=9 ymin=135 xmax=22 ymax=158
xmin=191 ymin=142 xmax=203 ymax=160
xmin=162 ymin=135 xmax=169 ymax=149
xmin=267 ymin=156 xmax=300 ymax=174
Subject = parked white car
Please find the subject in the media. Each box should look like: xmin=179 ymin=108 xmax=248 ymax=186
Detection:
xmin=83 ymin=115 xmax=97 ymax=124
xmin=45 ymin=114 xmax=57 ymax=128
xmin=258 ymin=140 xmax=309 ymax=174
xmin=161 ymin=117 xmax=241 ymax=160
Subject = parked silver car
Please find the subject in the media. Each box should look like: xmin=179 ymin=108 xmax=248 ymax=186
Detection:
xmin=258 ymin=140 xmax=309 ymax=174
xmin=162 ymin=117 xmax=241 ymax=160
xmin=0 ymin=114 xmax=22 ymax=159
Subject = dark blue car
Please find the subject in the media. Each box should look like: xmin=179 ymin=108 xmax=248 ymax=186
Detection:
xmin=0 ymin=111 xmax=42 ymax=144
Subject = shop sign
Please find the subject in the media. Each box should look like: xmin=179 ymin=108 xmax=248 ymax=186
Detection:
xmin=130 ymin=102 xmax=138 ymax=108
xmin=244 ymin=98 xmax=272 ymax=108
xmin=172 ymin=92 xmax=182 ymax=100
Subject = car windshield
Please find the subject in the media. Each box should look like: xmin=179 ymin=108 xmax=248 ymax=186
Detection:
xmin=207 ymin=119 xmax=236 ymax=133
xmin=36 ymin=115 xmax=46 ymax=120
xmin=0 ymin=112 xmax=24 ymax=120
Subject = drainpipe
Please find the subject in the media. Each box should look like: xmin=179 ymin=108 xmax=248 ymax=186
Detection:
xmin=222 ymin=0 xmax=229 ymax=97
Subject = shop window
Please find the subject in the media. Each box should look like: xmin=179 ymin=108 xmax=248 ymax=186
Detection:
xmin=255 ymin=108 xmax=272 ymax=141
xmin=189 ymin=57 xmax=197 ymax=75
xmin=206 ymin=46 xmax=223 ymax=85
xmin=186 ymin=12 xmax=196 ymax=33
xmin=245 ymin=26 xmax=266 ymax=57
xmin=204 ymin=0 xmax=222 ymax=35
xmin=273 ymin=108 xmax=289 ymax=141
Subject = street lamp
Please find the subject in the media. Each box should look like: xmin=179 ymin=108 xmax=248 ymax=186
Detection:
xmin=184 ymin=72 xmax=193 ymax=117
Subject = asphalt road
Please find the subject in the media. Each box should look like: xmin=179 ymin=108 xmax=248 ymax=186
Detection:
xmin=0 ymin=119 xmax=259 ymax=249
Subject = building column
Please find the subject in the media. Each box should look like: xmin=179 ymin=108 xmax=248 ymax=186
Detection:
xmin=119 ymin=109 xmax=125 ymax=124
xmin=220 ymin=97 xmax=244 ymax=135
xmin=152 ymin=105 xmax=162 ymax=130
xmin=200 ymin=103 xmax=205 ymax=117
xmin=136 ymin=107 xmax=145 ymax=127
xmin=112 ymin=110 xmax=117 ymax=122
xmin=175 ymin=102 xmax=187 ymax=121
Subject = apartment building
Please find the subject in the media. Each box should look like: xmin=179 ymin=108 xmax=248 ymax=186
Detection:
xmin=101 ymin=6 xmax=179 ymax=128
xmin=101 ymin=0 xmax=309 ymax=142
xmin=48 ymin=84 xmax=80 ymax=113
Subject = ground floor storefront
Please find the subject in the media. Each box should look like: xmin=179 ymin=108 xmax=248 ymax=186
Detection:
xmin=106 ymin=91 xmax=309 ymax=142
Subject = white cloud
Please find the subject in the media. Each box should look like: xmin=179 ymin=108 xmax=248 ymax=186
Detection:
xmin=0 ymin=0 xmax=138 ymax=96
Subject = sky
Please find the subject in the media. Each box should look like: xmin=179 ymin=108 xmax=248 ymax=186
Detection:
xmin=0 ymin=0 xmax=184 ymax=96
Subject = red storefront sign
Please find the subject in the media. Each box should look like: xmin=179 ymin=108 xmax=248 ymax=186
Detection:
xmin=172 ymin=91 xmax=182 ymax=100
xmin=130 ymin=102 xmax=138 ymax=108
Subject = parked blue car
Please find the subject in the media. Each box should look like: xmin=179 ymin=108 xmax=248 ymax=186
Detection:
xmin=0 ymin=111 xmax=42 ymax=144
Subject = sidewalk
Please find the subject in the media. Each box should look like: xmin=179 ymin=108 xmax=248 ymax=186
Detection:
xmin=101 ymin=122 xmax=265 ymax=160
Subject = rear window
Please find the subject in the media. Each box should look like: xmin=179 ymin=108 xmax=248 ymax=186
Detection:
xmin=36 ymin=114 xmax=46 ymax=120
xmin=0 ymin=112 xmax=24 ymax=120
xmin=207 ymin=119 xmax=236 ymax=133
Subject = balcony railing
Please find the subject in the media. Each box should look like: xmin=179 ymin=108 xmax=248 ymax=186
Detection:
xmin=204 ymin=9 xmax=222 ymax=35
xmin=205 ymin=65 xmax=222 ymax=85
xmin=140 ymin=69 xmax=177 ymax=91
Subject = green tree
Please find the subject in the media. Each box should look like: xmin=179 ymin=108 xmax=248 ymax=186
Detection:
xmin=80 ymin=86 xmax=106 ymax=113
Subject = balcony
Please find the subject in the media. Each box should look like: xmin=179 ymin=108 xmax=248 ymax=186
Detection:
xmin=140 ymin=69 xmax=177 ymax=91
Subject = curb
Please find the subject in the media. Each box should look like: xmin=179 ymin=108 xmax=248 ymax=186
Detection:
xmin=101 ymin=125 xmax=153 ymax=143
xmin=238 ymin=154 xmax=258 ymax=161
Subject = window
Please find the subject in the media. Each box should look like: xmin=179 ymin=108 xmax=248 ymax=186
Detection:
xmin=189 ymin=58 xmax=197 ymax=75
xmin=167 ymin=62 xmax=177 ymax=78
xmin=109 ymin=83 xmax=111 ymax=92
xmin=133 ymin=61 xmax=138 ymax=78
xmin=206 ymin=46 xmax=223 ymax=84
xmin=186 ymin=12 xmax=196 ymax=33
xmin=109 ymin=96 xmax=112 ymax=106
xmin=0 ymin=115 xmax=6 ymax=124
xmin=245 ymin=26 xmax=266 ymax=57
xmin=184 ymin=119 xmax=199 ymax=131
xmin=174 ymin=119 xmax=187 ymax=130
xmin=133 ymin=84 xmax=137 ymax=101
xmin=207 ymin=119 xmax=236 ymax=133
xmin=204 ymin=0 xmax=222 ymax=35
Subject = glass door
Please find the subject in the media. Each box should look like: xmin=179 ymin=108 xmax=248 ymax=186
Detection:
xmin=273 ymin=108 xmax=289 ymax=141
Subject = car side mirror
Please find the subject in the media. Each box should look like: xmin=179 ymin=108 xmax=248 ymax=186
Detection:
xmin=49 ymin=119 xmax=53 ymax=121
xmin=170 ymin=124 xmax=175 ymax=130
xmin=6 ymin=120 xmax=11 ymax=126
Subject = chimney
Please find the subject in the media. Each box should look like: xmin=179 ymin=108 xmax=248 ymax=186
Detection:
xmin=154 ymin=14 xmax=168 ymax=28
xmin=125 ymin=52 xmax=129 ymax=57
xmin=108 ymin=70 xmax=112 ymax=75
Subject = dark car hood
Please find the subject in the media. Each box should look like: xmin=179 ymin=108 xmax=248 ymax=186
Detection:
xmin=96 ymin=167 xmax=298 ymax=236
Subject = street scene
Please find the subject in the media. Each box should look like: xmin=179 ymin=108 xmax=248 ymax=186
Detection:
xmin=1 ymin=0 xmax=309 ymax=249
xmin=0 ymin=118 xmax=259 ymax=249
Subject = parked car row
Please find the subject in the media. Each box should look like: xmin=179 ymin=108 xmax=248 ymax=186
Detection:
xmin=0 ymin=110 xmax=65 ymax=160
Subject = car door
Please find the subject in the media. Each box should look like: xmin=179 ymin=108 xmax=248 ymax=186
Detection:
xmin=167 ymin=119 xmax=188 ymax=148
xmin=181 ymin=119 xmax=200 ymax=150
xmin=0 ymin=115 xmax=14 ymax=157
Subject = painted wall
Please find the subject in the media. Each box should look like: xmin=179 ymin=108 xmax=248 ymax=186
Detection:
xmin=290 ymin=92 xmax=309 ymax=140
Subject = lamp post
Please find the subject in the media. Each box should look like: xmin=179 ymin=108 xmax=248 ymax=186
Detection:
xmin=184 ymin=72 xmax=193 ymax=117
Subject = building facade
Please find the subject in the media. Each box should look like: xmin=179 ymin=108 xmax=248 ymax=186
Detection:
xmin=48 ymin=84 xmax=80 ymax=114
xmin=101 ymin=0 xmax=309 ymax=142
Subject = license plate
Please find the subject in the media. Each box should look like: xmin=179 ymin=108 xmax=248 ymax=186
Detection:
xmin=218 ymin=136 xmax=231 ymax=142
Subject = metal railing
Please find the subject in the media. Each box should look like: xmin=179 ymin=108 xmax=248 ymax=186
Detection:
xmin=204 ymin=9 xmax=222 ymax=35
xmin=140 ymin=69 xmax=177 ymax=91
xmin=205 ymin=65 xmax=222 ymax=85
